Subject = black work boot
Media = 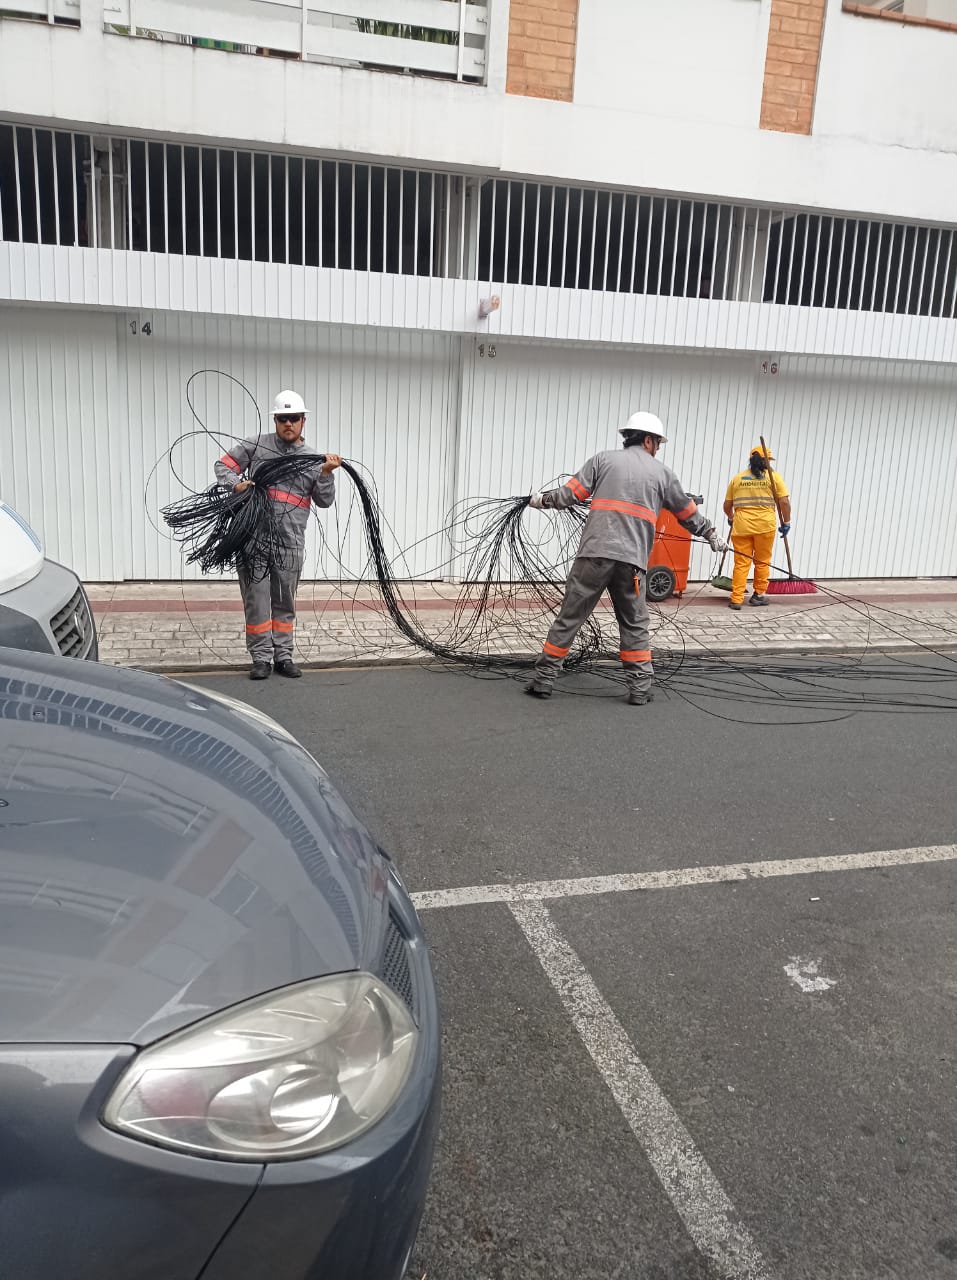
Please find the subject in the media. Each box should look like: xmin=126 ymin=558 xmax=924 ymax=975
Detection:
xmin=274 ymin=659 xmax=302 ymax=679
xmin=249 ymin=662 xmax=271 ymax=681
xmin=524 ymin=677 xmax=552 ymax=699
xmin=627 ymin=689 xmax=654 ymax=706
xmin=749 ymin=593 xmax=770 ymax=606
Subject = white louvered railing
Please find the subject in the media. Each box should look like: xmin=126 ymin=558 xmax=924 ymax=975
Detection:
xmin=101 ymin=0 xmax=488 ymax=82
xmin=3 ymin=121 xmax=957 ymax=326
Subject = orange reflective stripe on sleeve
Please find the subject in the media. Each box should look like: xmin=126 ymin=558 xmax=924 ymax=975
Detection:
xmin=591 ymin=498 xmax=657 ymax=525
xmin=220 ymin=454 xmax=241 ymax=473
xmin=620 ymin=649 xmax=652 ymax=663
xmin=566 ymin=477 xmax=590 ymax=501
xmin=542 ymin=641 xmax=570 ymax=658
xmin=267 ymin=487 xmax=311 ymax=508
xmin=245 ymin=620 xmax=272 ymax=635
xmin=674 ymin=499 xmax=697 ymax=521
xmin=271 ymin=620 xmax=294 ymax=633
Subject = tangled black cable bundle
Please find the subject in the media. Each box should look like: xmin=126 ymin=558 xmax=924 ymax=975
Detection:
xmin=163 ymin=452 xmax=329 ymax=579
xmin=153 ymin=368 xmax=957 ymax=722
xmin=341 ymin=478 xmax=604 ymax=668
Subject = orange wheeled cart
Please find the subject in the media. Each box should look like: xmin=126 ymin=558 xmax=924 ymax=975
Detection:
xmin=646 ymin=494 xmax=702 ymax=601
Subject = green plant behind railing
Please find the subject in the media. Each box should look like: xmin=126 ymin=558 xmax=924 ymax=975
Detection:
xmin=355 ymin=0 xmax=481 ymax=45
xmin=355 ymin=19 xmax=456 ymax=44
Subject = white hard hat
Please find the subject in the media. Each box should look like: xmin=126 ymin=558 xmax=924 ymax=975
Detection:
xmin=273 ymin=389 xmax=308 ymax=416
xmin=620 ymin=411 xmax=668 ymax=443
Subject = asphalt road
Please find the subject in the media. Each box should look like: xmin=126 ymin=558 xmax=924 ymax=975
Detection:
xmin=194 ymin=659 xmax=957 ymax=1280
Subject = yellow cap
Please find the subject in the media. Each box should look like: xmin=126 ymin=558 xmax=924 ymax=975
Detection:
xmin=750 ymin=443 xmax=774 ymax=460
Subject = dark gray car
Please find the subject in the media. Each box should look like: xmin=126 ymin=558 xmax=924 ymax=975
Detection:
xmin=0 ymin=647 xmax=440 ymax=1279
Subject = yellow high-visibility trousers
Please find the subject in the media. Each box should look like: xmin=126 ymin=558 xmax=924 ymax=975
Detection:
xmin=730 ymin=530 xmax=776 ymax=604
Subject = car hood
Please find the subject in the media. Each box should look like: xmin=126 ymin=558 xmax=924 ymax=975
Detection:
xmin=0 ymin=648 xmax=392 ymax=1045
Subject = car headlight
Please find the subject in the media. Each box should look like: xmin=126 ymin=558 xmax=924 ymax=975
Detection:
xmin=102 ymin=974 xmax=417 ymax=1161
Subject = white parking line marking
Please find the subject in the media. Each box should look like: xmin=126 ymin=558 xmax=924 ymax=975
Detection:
xmin=511 ymin=900 xmax=773 ymax=1280
xmin=411 ymin=844 xmax=957 ymax=911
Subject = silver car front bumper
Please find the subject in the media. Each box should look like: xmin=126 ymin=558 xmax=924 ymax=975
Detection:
xmin=0 ymin=559 xmax=98 ymax=660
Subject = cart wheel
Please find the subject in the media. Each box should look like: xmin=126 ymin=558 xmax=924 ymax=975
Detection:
xmin=646 ymin=565 xmax=677 ymax=602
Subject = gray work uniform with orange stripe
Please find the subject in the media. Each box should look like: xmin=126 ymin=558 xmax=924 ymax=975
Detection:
xmin=533 ymin=444 xmax=716 ymax=695
xmin=214 ymin=433 xmax=335 ymax=663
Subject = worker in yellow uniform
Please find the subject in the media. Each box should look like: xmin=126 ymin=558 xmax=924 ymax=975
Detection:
xmin=722 ymin=444 xmax=791 ymax=609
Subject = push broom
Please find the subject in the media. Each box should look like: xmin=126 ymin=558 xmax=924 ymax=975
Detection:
xmin=761 ymin=435 xmax=817 ymax=596
xmin=710 ymin=540 xmax=733 ymax=592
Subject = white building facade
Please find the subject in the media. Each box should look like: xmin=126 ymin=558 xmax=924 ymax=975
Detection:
xmin=2 ymin=0 xmax=956 ymax=583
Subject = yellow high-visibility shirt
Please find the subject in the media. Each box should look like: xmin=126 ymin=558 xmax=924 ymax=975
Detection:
xmin=725 ymin=469 xmax=789 ymax=535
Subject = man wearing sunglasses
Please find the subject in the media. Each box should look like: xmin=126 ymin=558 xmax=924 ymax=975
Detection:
xmin=214 ymin=389 xmax=342 ymax=680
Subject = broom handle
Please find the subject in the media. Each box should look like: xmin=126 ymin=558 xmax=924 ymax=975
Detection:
xmin=759 ymin=435 xmax=794 ymax=578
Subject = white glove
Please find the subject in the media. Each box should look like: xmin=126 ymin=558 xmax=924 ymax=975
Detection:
xmin=528 ymin=491 xmax=546 ymax=510
xmin=706 ymin=529 xmax=729 ymax=554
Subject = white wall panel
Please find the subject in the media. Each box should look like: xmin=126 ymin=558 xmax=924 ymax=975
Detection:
xmin=753 ymin=355 xmax=957 ymax=578
xmin=456 ymin=340 xmax=758 ymax=585
xmin=5 ymin=245 xmax=957 ymax=367
xmin=574 ymin=0 xmax=767 ymax=130
xmin=123 ymin=312 xmax=459 ymax=579
xmin=0 ymin=305 xmax=129 ymax=579
xmin=457 ymin=340 xmax=957 ymax=581
xmin=815 ymin=3 xmax=957 ymax=155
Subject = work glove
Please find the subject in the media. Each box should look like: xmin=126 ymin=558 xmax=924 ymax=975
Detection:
xmin=706 ymin=529 xmax=729 ymax=554
xmin=727 ymin=516 xmax=734 ymax=527
xmin=778 ymin=522 xmax=791 ymax=537
xmin=528 ymin=492 xmax=546 ymax=510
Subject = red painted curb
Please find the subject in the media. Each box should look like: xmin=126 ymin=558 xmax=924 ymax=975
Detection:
xmin=91 ymin=591 xmax=957 ymax=616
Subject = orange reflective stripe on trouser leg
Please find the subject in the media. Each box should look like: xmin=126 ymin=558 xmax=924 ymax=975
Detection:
xmin=620 ymin=649 xmax=652 ymax=663
xmin=238 ymin=564 xmax=274 ymax=661
xmin=542 ymin=641 xmax=570 ymax=659
xmin=272 ymin=620 xmax=294 ymax=633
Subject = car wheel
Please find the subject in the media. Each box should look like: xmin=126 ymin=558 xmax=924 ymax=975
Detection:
xmin=646 ymin=565 xmax=676 ymax=602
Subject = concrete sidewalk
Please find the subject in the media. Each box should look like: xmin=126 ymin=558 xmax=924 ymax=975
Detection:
xmin=87 ymin=578 xmax=957 ymax=671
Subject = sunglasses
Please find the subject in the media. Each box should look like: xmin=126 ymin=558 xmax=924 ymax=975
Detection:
xmin=275 ymin=414 xmax=303 ymax=424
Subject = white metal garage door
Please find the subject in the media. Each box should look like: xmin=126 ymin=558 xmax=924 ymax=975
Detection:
xmin=122 ymin=313 xmax=460 ymax=580
xmin=4 ymin=305 xmax=955 ymax=584
xmin=0 ymin=305 xmax=129 ymax=581
xmin=458 ymin=339 xmax=957 ymax=580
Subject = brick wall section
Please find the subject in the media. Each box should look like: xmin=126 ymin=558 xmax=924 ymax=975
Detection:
xmin=760 ymin=0 xmax=828 ymax=135
xmin=507 ymin=0 xmax=580 ymax=102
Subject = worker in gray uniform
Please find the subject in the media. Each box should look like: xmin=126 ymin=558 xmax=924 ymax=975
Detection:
xmin=526 ymin=411 xmax=727 ymax=705
xmin=214 ymin=389 xmax=342 ymax=681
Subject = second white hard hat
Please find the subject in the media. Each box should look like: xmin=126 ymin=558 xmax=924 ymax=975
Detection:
xmin=273 ymin=389 xmax=308 ymax=416
xmin=620 ymin=411 xmax=668 ymax=443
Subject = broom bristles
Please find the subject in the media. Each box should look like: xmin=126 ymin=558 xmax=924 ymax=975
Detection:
xmin=765 ymin=578 xmax=817 ymax=595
